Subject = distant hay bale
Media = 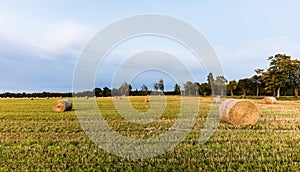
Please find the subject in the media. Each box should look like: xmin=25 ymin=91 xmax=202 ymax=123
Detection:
xmin=53 ymin=100 xmax=72 ymax=112
xmin=219 ymin=99 xmax=259 ymax=126
xmin=212 ymin=96 xmax=221 ymax=103
xmin=30 ymin=97 xmax=34 ymax=100
xmin=262 ymin=97 xmax=276 ymax=104
xmin=143 ymin=97 xmax=149 ymax=103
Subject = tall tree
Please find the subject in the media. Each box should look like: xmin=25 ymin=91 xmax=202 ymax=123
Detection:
xmin=184 ymin=81 xmax=199 ymax=96
xmin=207 ymin=73 xmax=215 ymax=96
xmin=184 ymin=81 xmax=194 ymax=96
xmin=111 ymin=88 xmax=121 ymax=96
xmin=194 ymin=82 xmax=200 ymax=96
xmin=227 ymin=80 xmax=238 ymax=96
xmin=93 ymin=87 xmax=102 ymax=97
xmin=154 ymin=82 xmax=159 ymax=93
xmin=254 ymin=69 xmax=265 ymax=96
xmin=199 ymin=83 xmax=211 ymax=96
xmin=119 ymin=82 xmax=131 ymax=96
xmin=238 ymin=78 xmax=252 ymax=97
xmin=158 ymin=79 xmax=164 ymax=93
xmin=261 ymin=54 xmax=293 ymax=98
xmin=141 ymin=84 xmax=148 ymax=95
xmin=102 ymin=87 xmax=111 ymax=97
xmin=174 ymin=83 xmax=181 ymax=95
xmin=289 ymin=59 xmax=300 ymax=97
xmin=215 ymin=76 xmax=227 ymax=96
xmin=251 ymin=75 xmax=263 ymax=97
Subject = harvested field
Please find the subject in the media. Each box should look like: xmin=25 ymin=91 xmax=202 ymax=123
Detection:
xmin=0 ymin=96 xmax=299 ymax=171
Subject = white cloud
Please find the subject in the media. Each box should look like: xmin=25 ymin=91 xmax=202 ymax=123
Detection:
xmin=40 ymin=21 xmax=90 ymax=54
xmin=0 ymin=9 xmax=92 ymax=60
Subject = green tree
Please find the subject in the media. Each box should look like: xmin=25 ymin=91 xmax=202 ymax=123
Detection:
xmin=194 ymin=82 xmax=200 ymax=96
xmin=215 ymin=76 xmax=227 ymax=96
xmin=158 ymin=79 xmax=164 ymax=93
xmin=207 ymin=73 xmax=215 ymax=96
xmin=93 ymin=87 xmax=102 ymax=97
xmin=251 ymin=74 xmax=263 ymax=97
xmin=261 ymin=54 xmax=293 ymax=98
xmin=254 ymin=69 xmax=265 ymax=96
xmin=119 ymin=82 xmax=131 ymax=96
xmin=227 ymin=80 xmax=238 ymax=96
xmin=184 ymin=81 xmax=193 ymax=96
xmin=184 ymin=81 xmax=199 ymax=96
xmin=184 ymin=81 xmax=194 ymax=96
xmin=154 ymin=82 xmax=159 ymax=94
xmin=199 ymin=83 xmax=211 ymax=96
xmin=141 ymin=84 xmax=148 ymax=95
xmin=290 ymin=59 xmax=300 ymax=97
xmin=238 ymin=78 xmax=252 ymax=97
xmin=102 ymin=87 xmax=111 ymax=97
xmin=174 ymin=83 xmax=181 ymax=95
xmin=111 ymin=88 xmax=121 ymax=96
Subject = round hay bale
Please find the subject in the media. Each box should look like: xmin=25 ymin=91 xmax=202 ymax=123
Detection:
xmin=219 ymin=99 xmax=259 ymax=126
xmin=143 ymin=97 xmax=149 ymax=103
xmin=212 ymin=96 xmax=221 ymax=103
xmin=262 ymin=97 xmax=276 ymax=104
xmin=53 ymin=100 xmax=72 ymax=112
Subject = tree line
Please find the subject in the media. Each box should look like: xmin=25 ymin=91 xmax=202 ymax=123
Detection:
xmin=1 ymin=54 xmax=299 ymax=98
xmin=0 ymin=92 xmax=72 ymax=98
xmin=72 ymin=54 xmax=299 ymax=98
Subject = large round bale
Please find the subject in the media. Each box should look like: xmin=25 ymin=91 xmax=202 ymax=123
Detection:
xmin=53 ymin=100 xmax=72 ymax=112
xmin=219 ymin=99 xmax=259 ymax=126
xmin=262 ymin=97 xmax=277 ymax=104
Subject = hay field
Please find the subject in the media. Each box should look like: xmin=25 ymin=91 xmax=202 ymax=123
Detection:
xmin=0 ymin=97 xmax=299 ymax=171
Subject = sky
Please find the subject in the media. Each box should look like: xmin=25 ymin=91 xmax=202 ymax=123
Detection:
xmin=1 ymin=0 xmax=300 ymax=92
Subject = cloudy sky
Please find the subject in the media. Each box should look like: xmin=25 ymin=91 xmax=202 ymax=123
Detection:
xmin=1 ymin=0 xmax=300 ymax=92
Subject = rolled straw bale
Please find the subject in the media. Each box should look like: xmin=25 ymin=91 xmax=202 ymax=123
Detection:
xmin=212 ymin=96 xmax=221 ymax=103
xmin=53 ymin=100 xmax=72 ymax=112
xmin=143 ymin=97 xmax=149 ymax=103
xmin=219 ymin=99 xmax=259 ymax=126
xmin=262 ymin=97 xmax=276 ymax=104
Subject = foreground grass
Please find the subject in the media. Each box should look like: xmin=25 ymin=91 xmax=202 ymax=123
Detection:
xmin=0 ymin=97 xmax=299 ymax=171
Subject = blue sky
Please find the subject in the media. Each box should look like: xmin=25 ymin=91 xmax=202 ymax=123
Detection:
xmin=1 ymin=1 xmax=300 ymax=92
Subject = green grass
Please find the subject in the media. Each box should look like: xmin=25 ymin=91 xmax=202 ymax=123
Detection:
xmin=0 ymin=97 xmax=299 ymax=171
